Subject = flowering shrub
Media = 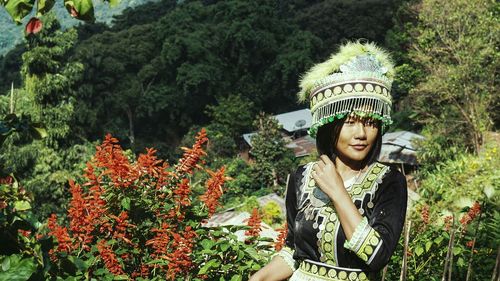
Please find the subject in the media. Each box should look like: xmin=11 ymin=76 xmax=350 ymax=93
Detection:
xmin=385 ymin=145 xmax=499 ymax=280
xmin=46 ymin=129 xmax=273 ymax=280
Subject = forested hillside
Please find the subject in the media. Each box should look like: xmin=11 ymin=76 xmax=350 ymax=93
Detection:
xmin=0 ymin=0 xmax=498 ymax=280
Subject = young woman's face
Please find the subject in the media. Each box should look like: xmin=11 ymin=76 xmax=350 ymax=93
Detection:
xmin=335 ymin=115 xmax=379 ymax=164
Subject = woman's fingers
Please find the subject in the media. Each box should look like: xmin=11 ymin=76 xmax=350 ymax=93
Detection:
xmin=316 ymin=160 xmax=325 ymax=170
xmin=320 ymin=155 xmax=333 ymax=166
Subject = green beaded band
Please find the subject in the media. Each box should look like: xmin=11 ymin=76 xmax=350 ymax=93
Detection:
xmin=307 ymin=111 xmax=392 ymax=138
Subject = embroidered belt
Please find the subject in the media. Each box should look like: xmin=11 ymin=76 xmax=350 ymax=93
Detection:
xmin=290 ymin=260 xmax=370 ymax=281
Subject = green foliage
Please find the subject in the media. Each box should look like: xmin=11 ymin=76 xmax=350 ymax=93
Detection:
xmin=290 ymin=0 xmax=404 ymax=59
xmin=205 ymin=95 xmax=255 ymax=139
xmin=385 ymin=142 xmax=499 ymax=280
xmin=0 ymin=0 xmax=117 ymax=24
xmin=0 ymin=14 xmax=95 ymax=220
xmin=250 ymin=113 xmax=295 ymax=190
xmin=407 ymin=0 xmax=499 ymax=153
xmin=192 ymin=225 xmax=272 ymax=279
xmin=0 ymin=254 xmax=37 ymax=281
xmin=39 ymin=131 xmax=273 ymax=280
xmin=0 ymin=176 xmax=49 ymax=280
xmin=261 ymin=201 xmax=283 ymax=226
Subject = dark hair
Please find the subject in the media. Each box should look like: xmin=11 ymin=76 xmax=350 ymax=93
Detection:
xmin=315 ymin=117 xmax=382 ymax=167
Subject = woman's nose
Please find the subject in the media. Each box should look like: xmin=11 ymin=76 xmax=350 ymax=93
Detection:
xmin=353 ymin=122 xmax=367 ymax=139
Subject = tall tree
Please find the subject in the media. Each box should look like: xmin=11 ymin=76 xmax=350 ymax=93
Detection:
xmin=250 ymin=113 xmax=295 ymax=190
xmin=0 ymin=14 xmax=94 ymax=219
xmin=408 ymin=0 xmax=498 ymax=153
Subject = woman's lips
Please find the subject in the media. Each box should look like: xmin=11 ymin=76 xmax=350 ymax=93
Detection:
xmin=351 ymin=144 xmax=368 ymax=150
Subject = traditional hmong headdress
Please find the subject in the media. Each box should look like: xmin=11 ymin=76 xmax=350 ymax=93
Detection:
xmin=298 ymin=41 xmax=395 ymax=137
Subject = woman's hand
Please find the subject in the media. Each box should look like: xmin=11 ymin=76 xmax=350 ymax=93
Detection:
xmin=312 ymin=154 xmax=363 ymax=240
xmin=311 ymin=155 xmax=344 ymax=200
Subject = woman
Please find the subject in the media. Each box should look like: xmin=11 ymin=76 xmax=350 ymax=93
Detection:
xmin=250 ymin=41 xmax=407 ymax=281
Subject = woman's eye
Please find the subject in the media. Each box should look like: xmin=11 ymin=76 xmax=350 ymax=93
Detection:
xmin=365 ymin=120 xmax=376 ymax=126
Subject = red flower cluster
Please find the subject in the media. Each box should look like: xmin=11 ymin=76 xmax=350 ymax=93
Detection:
xmin=94 ymin=134 xmax=139 ymax=188
xmin=420 ymin=205 xmax=430 ymax=225
xmin=146 ymin=222 xmax=171 ymax=260
xmin=166 ymin=226 xmax=197 ymax=280
xmin=443 ymin=215 xmax=453 ymax=231
xmin=466 ymin=240 xmax=475 ymax=248
xmin=0 ymin=176 xmax=13 ymax=185
xmin=460 ymin=201 xmax=481 ymax=227
xmin=111 ymin=211 xmax=134 ymax=243
xmin=176 ymin=129 xmax=208 ymax=174
xmin=46 ymin=130 xmax=229 ymax=280
xmin=274 ymin=222 xmax=288 ymax=251
xmin=245 ymin=208 xmax=262 ymax=238
xmin=97 ymin=240 xmax=125 ymax=275
xmin=47 ymin=214 xmax=73 ymax=260
xmin=200 ymin=167 xmax=226 ymax=218
xmin=18 ymin=229 xmax=32 ymax=237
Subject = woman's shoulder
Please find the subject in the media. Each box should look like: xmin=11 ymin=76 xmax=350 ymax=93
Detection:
xmin=375 ymin=162 xmax=408 ymax=194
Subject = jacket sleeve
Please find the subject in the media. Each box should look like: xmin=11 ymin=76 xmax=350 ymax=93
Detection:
xmin=344 ymin=169 xmax=407 ymax=270
xmin=273 ymin=167 xmax=299 ymax=271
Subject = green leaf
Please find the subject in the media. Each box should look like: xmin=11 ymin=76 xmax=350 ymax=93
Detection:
xmin=69 ymin=256 xmax=87 ymax=271
xmin=14 ymin=200 xmax=31 ymax=211
xmin=220 ymin=243 xmax=230 ymax=252
xmin=230 ymin=275 xmax=242 ymax=281
xmin=64 ymin=0 xmax=95 ymax=22
xmin=120 ymin=197 xmax=131 ymax=210
xmin=434 ymin=236 xmax=444 ymax=245
xmin=453 ymin=247 xmax=462 ymax=255
xmin=198 ymin=259 xmax=219 ymax=275
xmin=1 ymin=256 xmax=11 ymax=271
xmin=415 ymin=246 xmax=424 ymax=256
xmin=244 ymin=247 xmax=260 ymax=261
xmin=200 ymin=239 xmax=215 ymax=250
xmin=108 ymin=0 xmax=119 ymax=8
xmin=36 ymin=0 xmax=54 ymax=16
xmin=3 ymin=0 xmax=35 ymax=24
xmin=425 ymin=241 xmax=432 ymax=251
xmin=30 ymin=126 xmax=47 ymax=140
xmin=0 ymin=255 xmax=36 ymax=281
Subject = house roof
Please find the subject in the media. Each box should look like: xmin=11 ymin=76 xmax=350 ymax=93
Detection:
xmin=379 ymin=131 xmax=425 ymax=165
xmin=285 ymin=135 xmax=316 ymax=158
xmin=273 ymin=108 xmax=312 ymax=133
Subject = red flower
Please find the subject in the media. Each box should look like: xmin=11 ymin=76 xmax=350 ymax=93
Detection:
xmin=94 ymin=134 xmax=138 ymax=188
xmin=173 ymin=178 xmax=192 ymax=208
xmin=0 ymin=176 xmax=13 ymax=185
xmin=110 ymin=211 xmax=135 ymax=244
xmin=460 ymin=201 xmax=481 ymax=227
xmin=176 ymin=129 xmax=208 ymax=174
xmin=47 ymin=214 xmax=73 ymax=260
xmin=25 ymin=17 xmax=42 ymax=35
xmin=274 ymin=222 xmax=288 ymax=251
xmin=443 ymin=215 xmax=453 ymax=231
xmin=466 ymin=240 xmax=475 ymax=248
xmin=18 ymin=229 xmax=31 ymax=237
xmin=165 ymin=226 xmax=196 ymax=280
xmin=146 ymin=223 xmax=171 ymax=259
xmin=245 ymin=208 xmax=262 ymax=238
xmin=97 ymin=240 xmax=125 ymax=275
xmin=420 ymin=205 xmax=430 ymax=225
xmin=200 ymin=167 xmax=226 ymax=218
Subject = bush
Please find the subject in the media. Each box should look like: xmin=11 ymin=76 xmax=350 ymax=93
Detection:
xmin=41 ymin=129 xmax=274 ymax=280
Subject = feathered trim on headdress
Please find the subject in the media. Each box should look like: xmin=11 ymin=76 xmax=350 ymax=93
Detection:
xmin=298 ymin=41 xmax=395 ymax=102
xmin=297 ymin=41 xmax=396 ymax=137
